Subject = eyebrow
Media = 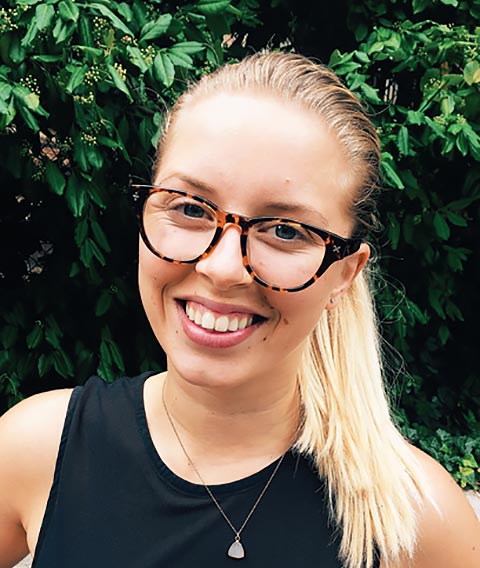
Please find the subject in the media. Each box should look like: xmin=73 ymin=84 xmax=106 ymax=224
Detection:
xmin=158 ymin=173 xmax=329 ymax=228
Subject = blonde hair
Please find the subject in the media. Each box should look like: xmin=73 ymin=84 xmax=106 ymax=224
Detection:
xmin=155 ymin=52 xmax=431 ymax=568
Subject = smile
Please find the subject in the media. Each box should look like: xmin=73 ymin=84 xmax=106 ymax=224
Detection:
xmin=185 ymin=300 xmax=255 ymax=332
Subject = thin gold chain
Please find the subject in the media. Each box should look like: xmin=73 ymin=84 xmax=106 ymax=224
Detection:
xmin=162 ymin=380 xmax=285 ymax=540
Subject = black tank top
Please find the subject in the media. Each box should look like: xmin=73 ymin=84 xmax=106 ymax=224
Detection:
xmin=32 ymin=373 xmax=380 ymax=568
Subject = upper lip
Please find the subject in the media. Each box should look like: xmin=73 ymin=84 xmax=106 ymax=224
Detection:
xmin=179 ymin=296 xmax=268 ymax=318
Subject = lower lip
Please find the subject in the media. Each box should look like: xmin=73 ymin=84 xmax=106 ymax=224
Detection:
xmin=176 ymin=302 xmax=264 ymax=349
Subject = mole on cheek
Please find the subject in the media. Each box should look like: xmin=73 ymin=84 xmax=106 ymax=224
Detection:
xmin=283 ymin=317 xmax=289 ymax=325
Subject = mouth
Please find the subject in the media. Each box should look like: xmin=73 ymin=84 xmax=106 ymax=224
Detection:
xmin=178 ymin=300 xmax=266 ymax=333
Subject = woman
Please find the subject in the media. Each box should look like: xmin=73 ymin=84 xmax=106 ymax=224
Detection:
xmin=0 ymin=52 xmax=478 ymax=568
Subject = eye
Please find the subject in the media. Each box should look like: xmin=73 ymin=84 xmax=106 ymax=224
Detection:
xmin=182 ymin=203 xmax=206 ymax=218
xmin=273 ymin=224 xmax=303 ymax=241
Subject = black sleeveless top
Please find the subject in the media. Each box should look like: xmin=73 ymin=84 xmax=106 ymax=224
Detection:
xmin=32 ymin=373 xmax=380 ymax=568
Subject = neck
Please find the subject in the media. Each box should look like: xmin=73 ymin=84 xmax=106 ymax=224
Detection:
xmin=148 ymin=365 xmax=301 ymax=482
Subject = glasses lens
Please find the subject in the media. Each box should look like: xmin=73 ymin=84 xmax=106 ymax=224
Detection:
xmin=248 ymin=220 xmax=326 ymax=288
xmin=143 ymin=191 xmax=217 ymax=260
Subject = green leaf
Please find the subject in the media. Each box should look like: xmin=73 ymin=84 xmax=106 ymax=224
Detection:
xmin=91 ymin=220 xmax=111 ymax=252
xmin=88 ymin=238 xmax=106 ymax=266
xmin=170 ymin=41 xmax=205 ymax=55
xmin=38 ymin=353 xmax=53 ymax=378
xmin=412 ymin=0 xmax=428 ymax=14
xmin=140 ymin=14 xmax=172 ymax=43
xmin=0 ymin=98 xmax=11 ymax=116
xmin=463 ymin=453 xmax=478 ymax=468
xmin=32 ymin=54 xmax=64 ymax=63
xmin=438 ymin=324 xmax=450 ymax=345
xmin=433 ymin=213 xmax=450 ymax=240
xmin=9 ymin=35 xmax=26 ymax=64
xmin=17 ymin=105 xmax=39 ymax=131
xmin=89 ymin=3 xmax=133 ymax=37
xmin=153 ymin=52 xmax=175 ymax=87
xmin=35 ymin=4 xmax=55 ymax=30
xmin=66 ymin=174 xmax=87 ymax=217
xmin=45 ymin=326 xmax=61 ymax=349
xmin=108 ymin=339 xmax=124 ymax=370
xmin=360 ymin=83 xmax=382 ymax=104
xmin=445 ymin=211 xmax=467 ymax=227
xmin=58 ymin=0 xmax=79 ymax=22
xmin=464 ymin=61 xmax=480 ymax=85
xmin=53 ymin=350 xmax=74 ymax=378
xmin=117 ymin=3 xmax=133 ymax=21
xmin=66 ymin=64 xmax=87 ymax=94
xmin=21 ymin=21 xmax=40 ymax=48
xmin=80 ymin=239 xmax=93 ymax=267
xmin=196 ymin=0 xmax=232 ymax=14
xmin=86 ymin=146 xmax=104 ymax=170
xmin=381 ymin=161 xmax=405 ymax=189
xmin=167 ymin=50 xmax=193 ymax=69
xmin=26 ymin=324 xmax=43 ymax=350
xmin=397 ymin=125 xmax=409 ymax=156
xmin=388 ymin=214 xmax=400 ymax=250
xmin=74 ymin=217 xmax=88 ymax=247
xmin=107 ymin=64 xmax=133 ymax=102
xmin=95 ymin=289 xmax=112 ymax=316
xmin=74 ymin=45 xmax=104 ymax=58
xmin=45 ymin=160 xmax=66 ymax=195
xmin=79 ymin=14 xmax=93 ymax=47
xmin=456 ymin=132 xmax=469 ymax=156
xmin=440 ymin=0 xmax=458 ymax=6
xmin=0 ymin=82 xmax=12 ymax=101
xmin=127 ymin=46 xmax=149 ymax=72
xmin=100 ymin=339 xmax=112 ymax=365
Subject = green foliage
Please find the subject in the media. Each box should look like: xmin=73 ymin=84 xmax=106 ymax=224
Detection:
xmin=331 ymin=1 xmax=480 ymax=489
xmin=0 ymin=0 xmax=257 ymax=406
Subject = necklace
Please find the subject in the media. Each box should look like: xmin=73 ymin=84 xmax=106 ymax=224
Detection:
xmin=162 ymin=381 xmax=285 ymax=560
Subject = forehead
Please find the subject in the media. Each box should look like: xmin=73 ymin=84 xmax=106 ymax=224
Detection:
xmin=157 ymin=93 xmax=356 ymax=231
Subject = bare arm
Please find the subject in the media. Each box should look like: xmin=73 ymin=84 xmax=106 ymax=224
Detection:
xmin=380 ymin=446 xmax=480 ymax=568
xmin=0 ymin=389 xmax=72 ymax=568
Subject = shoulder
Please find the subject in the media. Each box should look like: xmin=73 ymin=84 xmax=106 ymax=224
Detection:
xmin=0 ymin=389 xmax=74 ymax=524
xmin=404 ymin=445 xmax=480 ymax=568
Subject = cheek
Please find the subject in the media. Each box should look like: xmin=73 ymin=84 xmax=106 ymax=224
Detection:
xmin=138 ymin=243 xmax=186 ymax=310
xmin=265 ymin=284 xmax=331 ymax=343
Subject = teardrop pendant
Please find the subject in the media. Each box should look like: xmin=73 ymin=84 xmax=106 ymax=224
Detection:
xmin=227 ymin=539 xmax=245 ymax=559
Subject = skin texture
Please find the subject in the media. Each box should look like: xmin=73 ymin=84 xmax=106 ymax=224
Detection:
xmin=0 ymin=93 xmax=479 ymax=568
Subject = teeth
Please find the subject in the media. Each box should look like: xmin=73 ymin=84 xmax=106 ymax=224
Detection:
xmin=185 ymin=302 xmax=254 ymax=333
xmin=214 ymin=316 xmax=229 ymax=332
xmin=201 ymin=312 xmax=215 ymax=330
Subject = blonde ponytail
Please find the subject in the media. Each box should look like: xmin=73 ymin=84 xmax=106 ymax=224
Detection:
xmin=295 ymin=271 xmax=431 ymax=567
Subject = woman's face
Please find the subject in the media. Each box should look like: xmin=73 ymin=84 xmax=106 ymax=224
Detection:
xmin=139 ymin=93 xmax=369 ymax=391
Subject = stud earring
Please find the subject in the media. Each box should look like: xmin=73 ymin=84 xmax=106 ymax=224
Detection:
xmin=329 ymin=297 xmax=336 ymax=304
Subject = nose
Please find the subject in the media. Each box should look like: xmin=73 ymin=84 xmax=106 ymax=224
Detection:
xmin=195 ymin=224 xmax=252 ymax=290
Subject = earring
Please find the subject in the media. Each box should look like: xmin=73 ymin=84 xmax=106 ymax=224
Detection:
xmin=329 ymin=297 xmax=336 ymax=304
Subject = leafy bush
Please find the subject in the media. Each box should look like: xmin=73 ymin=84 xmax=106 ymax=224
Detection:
xmin=1 ymin=0 xmax=479 ymax=489
xmin=0 ymin=0 xmax=257 ymax=403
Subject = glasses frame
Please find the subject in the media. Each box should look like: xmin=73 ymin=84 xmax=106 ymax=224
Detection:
xmin=131 ymin=184 xmax=362 ymax=293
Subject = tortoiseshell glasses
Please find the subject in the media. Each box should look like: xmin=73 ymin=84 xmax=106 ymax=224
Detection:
xmin=132 ymin=185 xmax=362 ymax=293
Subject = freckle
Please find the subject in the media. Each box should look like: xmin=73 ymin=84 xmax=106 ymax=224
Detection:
xmin=263 ymin=337 xmax=267 ymax=341
xmin=175 ymin=330 xmax=178 ymax=335
xmin=283 ymin=317 xmax=289 ymax=325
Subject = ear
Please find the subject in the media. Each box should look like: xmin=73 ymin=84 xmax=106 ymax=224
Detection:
xmin=326 ymin=243 xmax=370 ymax=310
